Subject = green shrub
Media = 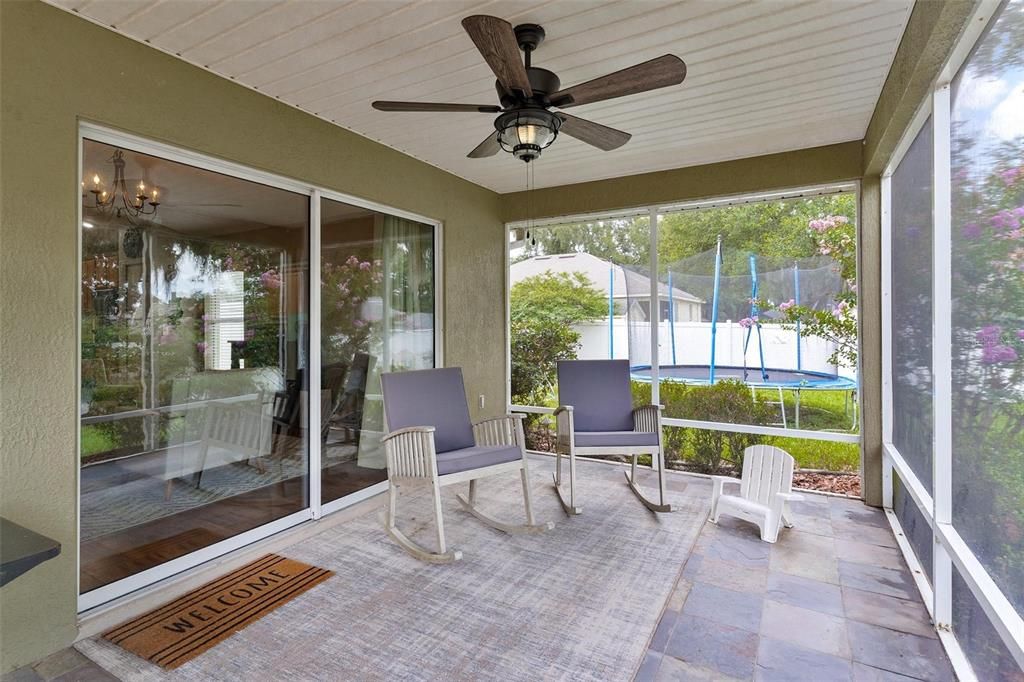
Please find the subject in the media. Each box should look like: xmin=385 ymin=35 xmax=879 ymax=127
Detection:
xmin=632 ymin=379 xmax=773 ymax=474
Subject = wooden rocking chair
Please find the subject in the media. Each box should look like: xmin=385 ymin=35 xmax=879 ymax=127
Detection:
xmin=380 ymin=367 xmax=553 ymax=563
xmin=553 ymin=359 xmax=672 ymax=515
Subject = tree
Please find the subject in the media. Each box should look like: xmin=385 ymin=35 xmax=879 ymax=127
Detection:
xmin=755 ymin=213 xmax=859 ymax=366
xmin=510 ymin=272 xmax=607 ymax=403
xmin=513 ymin=216 xmax=650 ymax=266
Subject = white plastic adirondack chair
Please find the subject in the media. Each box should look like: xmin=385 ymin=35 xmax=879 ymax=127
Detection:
xmin=709 ymin=445 xmax=802 ymax=543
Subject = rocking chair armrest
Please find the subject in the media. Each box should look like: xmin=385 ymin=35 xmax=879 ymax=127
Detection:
xmin=553 ymin=405 xmax=574 ymax=416
xmin=632 ymin=404 xmax=664 ymax=433
xmin=776 ymin=492 xmax=803 ymax=502
xmin=382 ymin=427 xmax=438 ymax=479
xmin=632 ymin=404 xmax=665 ymax=412
xmin=472 ymin=414 xmax=526 ymax=427
xmin=381 ymin=425 xmax=436 ymax=444
xmin=472 ymin=414 xmax=526 ymax=448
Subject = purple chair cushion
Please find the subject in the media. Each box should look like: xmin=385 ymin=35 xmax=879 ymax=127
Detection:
xmin=435 ymin=445 xmax=522 ymax=476
xmin=573 ymin=431 xmax=659 ymax=448
xmin=381 ymin=367 xmax=475 ymax=454
xmin=557 ymin=359 xmax=635 ymax=432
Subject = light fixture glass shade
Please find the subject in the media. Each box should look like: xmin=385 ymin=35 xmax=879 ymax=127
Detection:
xmin=497 ymin=110 xmax=560 ymax=162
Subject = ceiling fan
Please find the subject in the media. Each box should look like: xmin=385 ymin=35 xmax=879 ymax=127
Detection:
xmin=372 ymin=15 xmax=687 ymax=163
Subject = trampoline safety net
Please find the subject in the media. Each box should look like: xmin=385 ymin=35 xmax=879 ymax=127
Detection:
xmin=625 ymin=241 xmax=849 ymax=379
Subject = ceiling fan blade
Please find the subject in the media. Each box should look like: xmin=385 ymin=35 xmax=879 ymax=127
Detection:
xmin=556 ymin=113 xmax=631 ymax=151
xmin=549 ymin=55 xmax=686 ymax=108
xmin=461 ymin=15 xmax=532 ymax=98
xmin=372 ymin=101 xmax=502 ymax=113
xmin=467 ymin=132 xmax=500 ymax=158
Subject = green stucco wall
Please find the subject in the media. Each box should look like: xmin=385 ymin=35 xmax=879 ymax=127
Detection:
xmin=501 ymin=141 xmax=863 ymax=222
xmin=0 ymin=1 xmax=504 ymax=670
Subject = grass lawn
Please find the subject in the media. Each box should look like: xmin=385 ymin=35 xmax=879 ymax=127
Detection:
xmin=81 ymin=424 xmax=117 ymax=458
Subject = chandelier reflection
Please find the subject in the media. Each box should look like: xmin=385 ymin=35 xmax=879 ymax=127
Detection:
xmin=84 ymin=149 xmax=160 ymax=224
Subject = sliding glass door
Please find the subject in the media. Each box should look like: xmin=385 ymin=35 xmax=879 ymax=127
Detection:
xmin=319 ymin=197 xmax=435 ymax=505
xmin=78 ymin=130 xmax=440 ymax=607
xmin=80 ymin=138 xmax=311 ymax=595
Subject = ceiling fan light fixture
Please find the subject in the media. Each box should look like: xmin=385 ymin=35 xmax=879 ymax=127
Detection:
xmin=496 ymin=109 xmax=560 ymax=162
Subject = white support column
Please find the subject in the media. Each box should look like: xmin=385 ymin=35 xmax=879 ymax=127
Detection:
xmin=648 ymin=208 xmax=660 ymax=471
xmin=648 ymin=208 xmax=660 ymax=404
xmin=931 ymin=84 xmax=953 ymax=631
xmin=309 ymin=190 xmax=323 ymax=518
xmin=880 ymin=173 xmax=894 ymax=510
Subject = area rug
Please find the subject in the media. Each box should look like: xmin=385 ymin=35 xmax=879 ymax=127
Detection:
xmin=80 ymin=459 xmax=309 ymax=541
xmin=78 ymin=457 xmax=709 ymax=681
xmin=102 ymin=554 xmax=333 ymax=670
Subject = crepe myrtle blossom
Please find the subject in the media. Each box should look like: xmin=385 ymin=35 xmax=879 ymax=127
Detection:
xmin=990 ymin=209 xmax=1022 ymax=232
xmin=738 ymin=316 xmax=758 ymax=329
xmin=808 ymin=215 xmax=849 ymax=233
xmin=962 ymin=222 xmax=983 ymax=239
xmin=976 ymin=325 xmax=1002 ymax=346
xmin=778 ymin=299 xmax=795 ymax=312
xmin=1000 ymin=166 xmax=1022 ymax=186
xmin=260 ymin=269 xmax=282 ymax=289
xmin=195 ymin=341 xmax=207 ymax=354
xmin=982 ymin=344 xmax=1018 ymax=365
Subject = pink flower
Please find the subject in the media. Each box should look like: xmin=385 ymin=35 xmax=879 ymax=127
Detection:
xmin=961 ymin=222 xmax=982 ymax=239
xmin=196 ymin=341 xmax=207 ymax=354
xmin=976 ymin=325 xmax=1002 ymax=346
xmin=990 ymin=210 xmax=1020 ymax=232
xmin=778 ymin=299 xmax=795 ymax=312
xmin=981 ymin=344 xmax=1018 ymax=364
xmin=738 ymin=316 xmax=758 ymax=329
xmin=260 ymin=270 xmax=281 ymax=289
xmin=359 ymin=261 xmax=371 ymax=271
xmin=1017 ymin=330 xmax=1024 ymax=340
xmin=346 ymin=255 xmax=360 ymax=267
xmin=999 ymin=167 xmax=1022 ymax=186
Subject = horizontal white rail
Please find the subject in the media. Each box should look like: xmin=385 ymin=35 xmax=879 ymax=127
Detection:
xmin=883 ymin=443 xmax=935 ymax=528
xmin=937 ymin=524 xmax=1024 ymax=670
xmin=509 ymin=405 xmax=860 ymax=443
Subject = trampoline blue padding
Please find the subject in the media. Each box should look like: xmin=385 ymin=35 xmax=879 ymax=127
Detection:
xmin=630 ymin=364 xmax=857 ymax=390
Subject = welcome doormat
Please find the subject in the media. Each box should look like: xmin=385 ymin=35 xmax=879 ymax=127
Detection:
xmin=103 ymin=554 xmax=333 ymax=670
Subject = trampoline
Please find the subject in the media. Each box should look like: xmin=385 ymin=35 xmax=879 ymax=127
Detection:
xmin=614 ymin=236 xmax=859 ymax=429
xmin=629 ymin=364 xmax=857 ymax=390
xmin=630 ymin=364 xmax=857 ymax=430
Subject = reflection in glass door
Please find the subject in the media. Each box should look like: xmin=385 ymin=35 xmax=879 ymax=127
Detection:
xmin=319 ymin=197 xmax=435 ymax=504
xmin=79 ymin=138 xmax=310 ymax=595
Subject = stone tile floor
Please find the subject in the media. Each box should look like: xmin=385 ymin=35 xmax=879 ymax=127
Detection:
xmin=4 ymin=466 xmax=954 ymax=682
xmin=635 ymin=479 xmax=955 ymax=682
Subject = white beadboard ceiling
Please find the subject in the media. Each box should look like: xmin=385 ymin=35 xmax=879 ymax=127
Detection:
xmin=49 ymin=0 xmax=913 ymax=194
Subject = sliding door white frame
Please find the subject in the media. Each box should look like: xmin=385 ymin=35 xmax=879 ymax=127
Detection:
xmin=77 ymin=122 xmax=443 ymax=611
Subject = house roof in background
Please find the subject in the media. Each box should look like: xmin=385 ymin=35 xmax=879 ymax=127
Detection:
xmin=511 ymin=252 xmax=702 ymax=303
